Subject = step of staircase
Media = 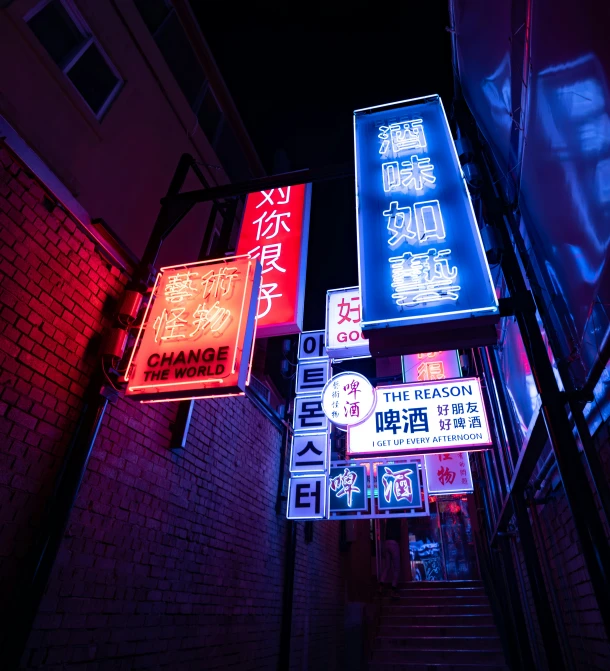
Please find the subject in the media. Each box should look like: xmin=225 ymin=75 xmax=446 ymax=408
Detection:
xmin=378 ymin=624 xmax=499 ymax=638
xmin=381 ymin=594 xmax=490 ymax=606
xmin=382 ymin=603 xmax=492 ymax=616
xmin=368 ymin=663 xmax=509 ymax=671
xmin=371 ymin=648 xmax=507 ymax=665
xmin=381 ymin=614 xmax=495 ymax=627
xmin=388 ymin=587 xmax=486 ymax=598
xmin=375 ymin=635 xmax=502 ymax=651
xmin=398 ymin=580 xmax=481 ymax=589
xmin=368 ymin=581 xmax=509 ymax=671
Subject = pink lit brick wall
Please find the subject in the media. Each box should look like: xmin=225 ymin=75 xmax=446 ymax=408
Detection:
xmin=0 ymin=146 xmax=345 ymax=670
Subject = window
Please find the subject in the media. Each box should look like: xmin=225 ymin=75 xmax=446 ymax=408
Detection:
xmin=26 ymin=0 xmax=122 ymax=118
xmin=134 ymin=1 xmax=223 ymax=147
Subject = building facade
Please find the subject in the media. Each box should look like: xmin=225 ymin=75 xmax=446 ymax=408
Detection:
xmin=0 ymin=1 xmax=346 ymax=668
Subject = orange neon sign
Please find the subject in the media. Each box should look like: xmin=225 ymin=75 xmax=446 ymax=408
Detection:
xmin=125 ymin=255 xmax=261 ymax=401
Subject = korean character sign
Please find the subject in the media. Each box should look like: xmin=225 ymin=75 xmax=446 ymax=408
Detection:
xmin=353 ymin=95 xmax=499 ymax=356
xmin=237 ymin=185 xmax=311 ymax=338
xmin=125 ymin=256 xmax=261 ymax=401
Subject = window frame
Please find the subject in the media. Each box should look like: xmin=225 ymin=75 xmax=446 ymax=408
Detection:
xmin=24 ymin=0 xmax=123 ymax=120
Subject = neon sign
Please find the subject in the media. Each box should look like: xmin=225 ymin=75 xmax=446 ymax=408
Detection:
xmin=402 ymin=350 xmax=461 ymax=383
xmin=425 ymin=451 xmax=473 ymax=494
xmin=237 ymin=185 xmax=311 ymax=337
xmin=329 ymin=466 xmax=367 ymax=511
xmin=347 ymin=378 xmax=492 ymax=456
xmin=378 ymin=463 xmax=422 ymax=510
xmin=325 ymin=287 xmax=370 ymax=358
xmin=321 ymin=372 xmax=375 ymax=429
xmin=125 ymin=256 xmax=260 ymax=401
xmin=354 ymin=95 xmax=499 ymax=355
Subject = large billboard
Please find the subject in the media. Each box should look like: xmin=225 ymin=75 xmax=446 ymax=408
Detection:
xmin=354 ymin=95 xmax=499 ymax=355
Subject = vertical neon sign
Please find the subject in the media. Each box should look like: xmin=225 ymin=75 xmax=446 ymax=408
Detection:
xmin=354 ymin=95 xmax=499 ymax=354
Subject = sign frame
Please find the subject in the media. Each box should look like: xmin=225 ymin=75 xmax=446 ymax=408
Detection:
xmin=353 ymin=94 xmax=499 ymax=356
xmin=125 ymin=255 xmax=260 ymax=402
xmin=287 ymin=474 xmax=327 ymax=520
xmin=236 ymin=184 xmax=311 ymax=338
xmin=298 ymin=330 xmax=327 ymax=361
xmin=347 ymin=377 xmax=493 ymax=457
xmin=325 ymin=286 xmax=370 ymax=358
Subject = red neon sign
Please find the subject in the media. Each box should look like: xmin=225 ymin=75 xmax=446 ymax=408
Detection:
xmin=125 ymin=256 xmax=261 ymax=401
xmin=236 ymin=185 xmax=310 ymax=337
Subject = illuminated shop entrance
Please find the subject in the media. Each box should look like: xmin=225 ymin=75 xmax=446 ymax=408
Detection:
xmin=373 ymin=494 xmax=478 ymax=584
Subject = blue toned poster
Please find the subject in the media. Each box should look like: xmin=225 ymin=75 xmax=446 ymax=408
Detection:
xmin=377 ymin=463 xmax=422 ymax=510
xmin=354 ymin=95 xmax=498 ymax=347
xmin=329 ymin=465 xmax=368 ymax=512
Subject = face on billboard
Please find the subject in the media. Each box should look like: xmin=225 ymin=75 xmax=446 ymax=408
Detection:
xmin=125 ymin=256 xmax=260 ymax=401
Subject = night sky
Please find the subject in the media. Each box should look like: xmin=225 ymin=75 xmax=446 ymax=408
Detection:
xmin=198 ymin=9 xmax=453 ymax=330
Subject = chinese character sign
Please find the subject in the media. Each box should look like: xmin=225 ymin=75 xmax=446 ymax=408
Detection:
xmin=354 ymin=95 xmax=498 ymax=351
xmin=377 ymin=463 xmax=422 ymax=510
xmin=321 ymin=372 xmax=376 ymax=429
xmin=326 ymin=287 xmax=370 ymax=358
xmin=237 ymin=185 xmax=311 ymax=337
xmin=348 ymin=378 xmax=492 ymax=456
xmin=425 ymin=452 xmax=473 ymax=494
xmin=125 ymin=256 xmax=260 ymax=401
xmin=329 ymin=465 xmax=368 ymax=511
xmin=403 ymin=350 xmax=461 ymax=383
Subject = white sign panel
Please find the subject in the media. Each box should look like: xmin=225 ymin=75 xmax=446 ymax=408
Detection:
xmin=321 ymin=372 xmax=375 ymax=428
xmin=293 ymin=394 xmax=328 ymax=433
xmin=348 ymin=378 xmax=492 ymax=456
xmin=403 ymin=350 xmax=461 ymax=383
xmin=296 ymin=360 xmax=330 ymax=396
xmin=425 ymin=452 xmax=473 ymax=494
xmin=298 ymin=330 xmax=327 ymax=360
xmin=325 ymin=287 xmax=370 ymax=358
xmin=287 ymin=475 xmax=326 ymax=519
xmin=290 ymin=433 xmax=329 ymax=473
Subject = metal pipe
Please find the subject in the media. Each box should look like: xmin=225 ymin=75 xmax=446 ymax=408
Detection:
xmin=278 ymin=520 xmax=298 ymax=671
xmin=580 ymin=327 xmax=610 ymax=400
xmin=526 ymin=488 xmax=577 ymax=670
xmin=457 ymin=98 xmax=610 ymax=640
xmin=162 ymin=162 xmax=354 ymax=207
xmin=511 ymin=494 xmax=566 ymax=670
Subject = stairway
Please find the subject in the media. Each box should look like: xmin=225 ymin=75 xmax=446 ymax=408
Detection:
xmin=368 ymin=580 xmax=510 ymax=671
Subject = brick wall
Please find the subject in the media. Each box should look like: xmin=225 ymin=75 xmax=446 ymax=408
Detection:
xmin=0 ymin=146 xmax=346 ymax=670
xmin=509 ymin=442 xmax=610 ymax=670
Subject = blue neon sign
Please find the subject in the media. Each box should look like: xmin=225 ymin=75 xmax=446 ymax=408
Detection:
xmin=329 ymin=465 xmax=368 ymax=512
xmin=377 ymin=463 xmax=422 ymax=510
xmin=354 ymin=95 xmax=498 ymax=335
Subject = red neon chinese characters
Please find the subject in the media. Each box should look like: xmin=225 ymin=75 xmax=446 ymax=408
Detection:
xmin=381 ymin=466 xmax=414 ymax=504
xmin=125 ymin=256 xmax=260 ymax=401
xmin=330 ymin=468 xmax=361 ymax=507
xmin=237 ymin=185 xmax=310 ymax=337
